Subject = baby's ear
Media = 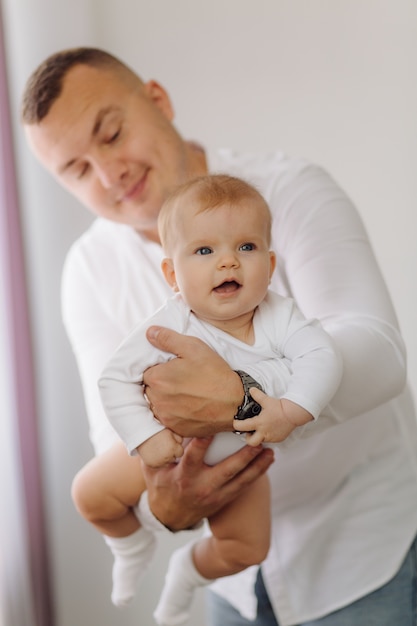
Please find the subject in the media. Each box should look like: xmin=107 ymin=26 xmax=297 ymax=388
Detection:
xmin=161 ymin=258 xmax=179 ymax=291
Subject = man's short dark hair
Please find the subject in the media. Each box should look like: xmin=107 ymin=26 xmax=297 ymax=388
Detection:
xmin=21 ymin=47 xmax=128 ymax=124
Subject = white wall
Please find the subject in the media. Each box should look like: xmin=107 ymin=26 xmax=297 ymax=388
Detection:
xmin=3 ymin=1 xmax=417 ymax=625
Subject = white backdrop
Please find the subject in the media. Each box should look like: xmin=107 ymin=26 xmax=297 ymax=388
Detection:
xmin=2 ymin=1 xmax=417 ymax=625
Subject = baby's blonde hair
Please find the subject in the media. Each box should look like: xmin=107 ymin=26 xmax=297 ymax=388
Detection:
xmin=158 ymin=174 xmax=272 ymax=254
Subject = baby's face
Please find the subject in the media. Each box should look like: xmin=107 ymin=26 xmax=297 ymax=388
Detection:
xmin=164 ymin=200 xmax=276 ymax=331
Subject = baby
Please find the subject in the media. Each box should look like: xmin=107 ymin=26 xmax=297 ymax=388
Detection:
xmin=72 ymin=174 xmax=342 ymax=625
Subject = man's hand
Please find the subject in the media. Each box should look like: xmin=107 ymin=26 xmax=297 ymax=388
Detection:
xmin=143 ymin=326 xmax=244 ymax=436
xmin=141 ymin=437 xmax=275 ymax=530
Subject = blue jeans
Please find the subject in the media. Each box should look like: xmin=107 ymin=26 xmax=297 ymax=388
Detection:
xmin=206 ymin=536 xmax=417 ymax=626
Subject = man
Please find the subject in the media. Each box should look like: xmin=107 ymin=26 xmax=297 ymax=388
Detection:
xmin=22 ymin=47 xmax=417 ymax=625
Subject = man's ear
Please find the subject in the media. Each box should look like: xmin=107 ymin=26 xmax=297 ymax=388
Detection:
xmin=161 ymin=258 xmax=179 ymax=291
xmin=143 ymin=80 xmax=174 ymax=121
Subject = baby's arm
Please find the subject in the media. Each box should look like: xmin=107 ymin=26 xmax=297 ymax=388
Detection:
xmin=233 ymin=295 xmax=343 ymax=447
xmin=99 ymin=299 xmax=188 ymax=455
xmin=138 ymin=429 xmax=185 ymax=468
xmin=234 ymin=388 xmax=313 ymax=446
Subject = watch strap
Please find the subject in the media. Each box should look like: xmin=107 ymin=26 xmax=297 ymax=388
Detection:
xmin=234 ymin=370 xmax=263 ymax=420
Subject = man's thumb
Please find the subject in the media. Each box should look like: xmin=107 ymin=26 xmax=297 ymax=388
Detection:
xmin=146 ymin=326 xmax=182 ymax=356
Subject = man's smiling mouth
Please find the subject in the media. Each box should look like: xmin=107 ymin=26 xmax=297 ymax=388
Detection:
xmin=120 ymin=169 xmax=150 ymax=202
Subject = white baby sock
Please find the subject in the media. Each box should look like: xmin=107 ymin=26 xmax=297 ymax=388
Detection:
xmin=134 ymin=491 xmax=169 ymax=533
xmin=104 ymin=527 xmax=156 ymax=607
xmin=153 ymin=541 xmax=211 ymax=626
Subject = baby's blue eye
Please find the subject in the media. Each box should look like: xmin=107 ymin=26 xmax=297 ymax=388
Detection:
xmin=196 ymin=247 xmax=212 ymax=255
xmin=240 ymin=243 xmax=255 ymax=251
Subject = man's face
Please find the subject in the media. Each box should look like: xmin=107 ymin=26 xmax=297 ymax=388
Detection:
xmin=24 ymin=64 xmax=195 ymax=240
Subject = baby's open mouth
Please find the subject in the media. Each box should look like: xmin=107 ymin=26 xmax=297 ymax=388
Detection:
xmin=213 ymin=280 xmax=241 ymax=294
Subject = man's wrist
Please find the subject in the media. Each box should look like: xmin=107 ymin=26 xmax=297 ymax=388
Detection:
xmin=234 ymin=370 xmax=263 ymax=420
xmin=231 ymin=370 xmax=246 ymax=419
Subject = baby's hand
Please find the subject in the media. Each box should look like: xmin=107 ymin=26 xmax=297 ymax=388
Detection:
xmin=233 ymin=388 xmax=313 ymax=447
xmin=137 ymin=429 xmax=184 ymax=467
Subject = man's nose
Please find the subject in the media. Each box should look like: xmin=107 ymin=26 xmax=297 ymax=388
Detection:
xmin=95 ymin=157 xmax=127 ymax=188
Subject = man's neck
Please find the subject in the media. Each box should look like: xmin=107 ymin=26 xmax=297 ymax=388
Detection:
xmin=136 ymin=141 xmax=208 ymax=244
xmin=186 ymin=140 xmax=208 ymax=177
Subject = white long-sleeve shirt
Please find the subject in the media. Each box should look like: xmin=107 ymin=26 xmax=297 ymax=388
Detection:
xmin=61 ymin=149 xmax=417 ymax=625
xmin=98 ymin=291 xmax=342 ymax=458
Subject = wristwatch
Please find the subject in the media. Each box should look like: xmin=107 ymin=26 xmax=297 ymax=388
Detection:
xmin=234 ymin=370 xmax=263 ymax=420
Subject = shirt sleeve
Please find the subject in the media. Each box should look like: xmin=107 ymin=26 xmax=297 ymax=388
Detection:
xmin=273 ymin=300 xmax=343 ymax=419
xmin=98 ymin=299 xmax=187 ymax=455
xmin=271 ymin=164 xmax=407 ymax=422
xmin=61 ymin=243 xmax=127 ymax=455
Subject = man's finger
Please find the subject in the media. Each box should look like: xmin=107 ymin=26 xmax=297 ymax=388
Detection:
xmin=146 ymin=326 xmax=193 ymax=356
xmin=214 ymin=448 xmax=275 ymax=501
xmin=180 ymin=436 xmax=215 ymax=467
xmin=209 ymin=445 xmax=274 ymax=489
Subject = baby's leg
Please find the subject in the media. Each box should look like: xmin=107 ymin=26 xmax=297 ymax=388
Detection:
xmin=71 ymin=440 xmax=146 ymax=536
xmin=154 ymin=474 xmax=270 ymax=625
xmin=197 ymin=472 xmax=270 ymax=577
xmin=72 ymin=441 xmax=156 ymax=607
